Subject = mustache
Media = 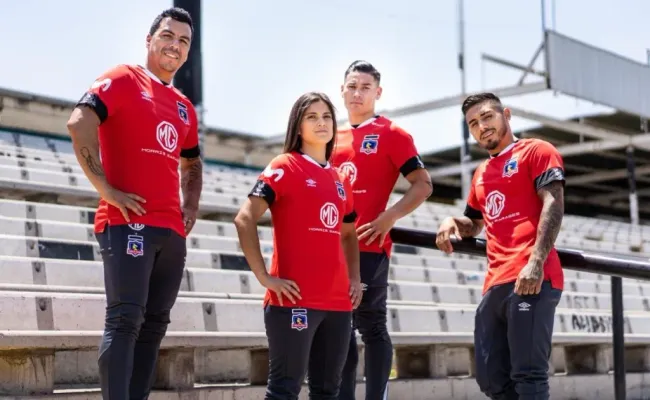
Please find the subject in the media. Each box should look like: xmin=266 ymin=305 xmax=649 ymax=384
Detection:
xmin=480 ymin=129 xmax=496 ymax=139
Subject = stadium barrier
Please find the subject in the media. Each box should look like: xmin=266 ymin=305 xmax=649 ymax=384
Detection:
xmin=1 ymin=228 xmax=649 ymax=398
xmin=390 ymin=227 xmax=650 ymax=400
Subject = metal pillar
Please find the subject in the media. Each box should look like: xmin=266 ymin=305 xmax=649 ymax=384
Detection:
xmin=173 ymin=0 xmax=204 ymax=156
xmin=458 ymin=0 xmax=471 ymax=200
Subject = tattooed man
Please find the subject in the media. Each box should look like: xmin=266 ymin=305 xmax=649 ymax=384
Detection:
xmin=436 ymin=93 xmax=565 ymax=400
xmin=66 ymin=7 xmax=202 ymax=400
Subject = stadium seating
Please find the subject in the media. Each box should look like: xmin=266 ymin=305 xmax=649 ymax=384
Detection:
xmin=1 ymin=129 xmax=650 ymax=399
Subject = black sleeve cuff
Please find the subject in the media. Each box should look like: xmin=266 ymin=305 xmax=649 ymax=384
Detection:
xmin=76 ymin=92 xmax=108 ymax=123
xmin=463 ymin=204 xmax=482 ymax=220
xmin=534 ymin=167 xmax=565 ymax=191
xmin=248 ymin=180 xmax=276 ymax=206
xmin=343 ymin=210 xmax=358 ymax=223
xmin=181 ymin=145 xmax=201 ymax=159
xmin=399 ymin=155 xmax=426 ymax=177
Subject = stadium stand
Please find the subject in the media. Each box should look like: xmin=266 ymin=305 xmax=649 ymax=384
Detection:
xmin=0 ymin=92 xmax=650 ymax=398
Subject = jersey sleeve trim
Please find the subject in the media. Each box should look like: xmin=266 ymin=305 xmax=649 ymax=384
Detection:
xmin=343 ymin=210 xmax=358 ymax=223
xmin=463 ymin=204 xmax=483 ymax=220
xmin=534 ymin=167 xmax=565 ymax=191
xmin=399 ymin=155 xmax=426 ymax=177
xmin=248 ymin=180 xmax=276 ymax=207
xmin=180 ymin=145 xmax=201 ymax=159
xmin=76 ymin=92 xmax=108 ymax=123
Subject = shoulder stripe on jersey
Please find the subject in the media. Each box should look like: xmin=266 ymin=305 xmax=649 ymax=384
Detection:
xmin=463 ymin=204 xmax=482 ymax=220
xmin=534 ymin=167 xmax=565 ymax=191
xmin=76 ymin=92 xmax=108 ymax=124
xmin=248 ymin=180 xmax=276 ymax=207
xmin=399 ymin=155 xmax=425 ymax=177
xmin=343 ymin=210 xmax=358 ymax=223
xmin=180 ymin=145 xmax=201 ymax=159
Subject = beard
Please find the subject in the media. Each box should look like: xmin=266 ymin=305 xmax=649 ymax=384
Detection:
xmin=480 ymin=125 xmax=507 ymax=151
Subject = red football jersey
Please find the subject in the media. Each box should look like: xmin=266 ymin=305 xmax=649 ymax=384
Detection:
xmin=331 ymin=116 xmax=424 ymax=256
xmin=465 ymin=139 xmax=565 ymax=294
xmin=77 ymin=64 xmax=200 ymax=238
xmin=250 ymin=152 xmax=357 ymax=311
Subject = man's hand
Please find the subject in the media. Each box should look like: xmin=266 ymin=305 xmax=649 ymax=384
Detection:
xmin=100 ymin=186 xmax=146 ymax=222
xmin=357 ymin=209 xmax=398 ymax=247
xmin=182 ymin=206 xmax=198 ymax=234
xmin=349 ymin=278 xmax=363 ymax=309
xmin=436 ymin=217 xmax=461 ymax=254
xmin=260 ymin=274 xmax=302 ymax=306
xmin=514 ymin=259 xmax=545 ymax=295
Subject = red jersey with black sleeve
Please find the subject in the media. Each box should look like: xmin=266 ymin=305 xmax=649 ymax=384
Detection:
xmin=331 ymin=116 xmax=425 ymax=256
xmin=249 ymin=151 xmax=357 ymax=311
xmin=76 ymin=64 xmax=200 ymax=238
xmin=464 ymin=138 xmax=565 ymax=294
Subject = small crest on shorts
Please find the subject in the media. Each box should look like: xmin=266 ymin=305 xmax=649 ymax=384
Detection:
xmin=360 ymin=134 xmax=379 ymax=155
xmin=291 ymin=308 xmax=308 ymax=331
xmin=177 ymin=101 xmax=190 ymax=125
xmin=335 ymin=181 xmax=346 ymax=200
xmin=126 ymin=235 xmax=144 ymax=257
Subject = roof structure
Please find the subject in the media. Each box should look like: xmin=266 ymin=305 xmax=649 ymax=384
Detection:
xmin=421 ymin=110 xmax=650 ymax=223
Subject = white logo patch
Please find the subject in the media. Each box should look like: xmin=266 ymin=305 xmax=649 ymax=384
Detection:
xmin=91 ymin=78 xmax=112 ymax=92
xmin=320 ymin=202 xmax=339 ymax=229
xmin=339 ymin=161 xmax=357 ymax=185
xmin=263 ymin=166 xmax=285 ymax=182
xmin=156 ymin=121 xmax=178 ymax=153
xmin=485 ymin=190 xmax=506 ymax=220
xmin=128 ymin=223 xmax=145 ymax=231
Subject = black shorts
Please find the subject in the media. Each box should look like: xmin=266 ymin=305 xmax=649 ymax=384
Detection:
xmin=264 ymin=305 xmax=352 ymax=399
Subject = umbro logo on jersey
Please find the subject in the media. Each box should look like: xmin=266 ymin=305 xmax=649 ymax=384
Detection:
xmin=306 ymin=179 xmax=316 ymax=187
xmin=141 ymin=91 xmax=152 ymax=102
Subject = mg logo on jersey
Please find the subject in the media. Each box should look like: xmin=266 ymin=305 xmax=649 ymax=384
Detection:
xmin=339 ymin=161 xmax=357 ymax=185
xmin=485 ymin=190 xmax=506 ymax=219
xmin=320 ymin=202 xmax=339 ymax=229
xmin=156 ymin=121 xmax=178 ymax=153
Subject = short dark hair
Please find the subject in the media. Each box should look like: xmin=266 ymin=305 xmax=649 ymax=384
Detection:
xmin=344 ymin=60 xmax=381 ymax=83
xmin=461 ymin=92 xmax=503 ymax=116
xmin=149 ymin=7 xmax=194 ymax=36
xmin=284 ymin=92 xmax=338 ymax=161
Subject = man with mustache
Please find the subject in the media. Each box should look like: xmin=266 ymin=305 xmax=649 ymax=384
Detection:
xmin=436 ymin=92 xmax=565 ymax=400
xmin=66 ymin=7 xmax=202 ymax=400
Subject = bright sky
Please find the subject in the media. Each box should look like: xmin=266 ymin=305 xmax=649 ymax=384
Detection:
xmin=2 ymin=0 xmax=648 ymax=155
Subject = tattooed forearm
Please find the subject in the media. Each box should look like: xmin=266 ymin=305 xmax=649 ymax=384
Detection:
xmin=454 ymin=216 xmax=484 ymax=238
xmin=529 ymin=181 xmax=564 ymax=267
xmin=181 ymin=158 xmax=203 ymax=209
xmin=80 ymin=147 xmax=105 ymax=176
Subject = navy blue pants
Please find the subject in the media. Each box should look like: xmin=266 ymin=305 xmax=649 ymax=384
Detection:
xmin=474 ymin=280 xmax=562 ymax=400
xmin=95 ymin=224 xmax=187 ymax=400
xmin=339 ymin=252 xmax=392 ymax=400
xmin=264 ymin=305 xmax=352 ymax=400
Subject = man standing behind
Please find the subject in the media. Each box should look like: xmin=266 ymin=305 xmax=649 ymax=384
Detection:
xmin=66 ymin=7 xmax=203 ymax=400
xmin=332 ymin=60 xmax=433 ymax=400
xmin=436 ymin=92 xmax=564 ymax=400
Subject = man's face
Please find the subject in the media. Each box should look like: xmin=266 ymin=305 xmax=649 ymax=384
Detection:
xmin=341 ymin=71 xmax=382 ymax=115
xmin=465 ymin=101 xmax=511 ymax=152
xmin=146 ymin=17 xmax=192 ymax=74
